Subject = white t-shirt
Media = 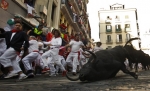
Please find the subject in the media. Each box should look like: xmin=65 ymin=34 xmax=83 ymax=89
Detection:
xmin=43 ymin=37 xmax=62 ymax=55
xmin=69 ymin=40 xmax=84 ymax=52
xmin=28 ymin=40 xmax=39 ymax=53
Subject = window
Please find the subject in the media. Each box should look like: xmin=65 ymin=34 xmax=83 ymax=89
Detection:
xmin=107 ymin=16 xmax=110 ymax=19
xmin=116 ymin=34 xmax=122 ymax=42
xmin=126 ymin=34 xmax=130 ymax=41
xmin=125 ymin=24 xmax=131 ymax=31
xmin=115 ymin=15 xmax=120 ymax=20
xmin=107 ymin=16 xmax=111 ymax=20
xmin=106 ymin=25 xmax=112 ymax=32
xmin=125 ymin=24 xmax=130 ymax=28
xmin=125 ymin=15 xmax=129 ymax=19
xmin=107 ymin=35 xmax=111 ymax=42
xmin=51 ymin=3 xmax=56 ymax=21
xmin=115 ymin=24 xmax=121 ymax=31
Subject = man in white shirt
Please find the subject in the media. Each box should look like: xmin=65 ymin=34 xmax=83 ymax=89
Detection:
xmin=42 ymin=29 xmax=66 ymax=76
xmin=65 ymin=34 xmax=85 ymax=75
xmin=22 ymin=36 xmax=42 ymax=78
xmin=93 ymin=42 xmax=103 ymax=53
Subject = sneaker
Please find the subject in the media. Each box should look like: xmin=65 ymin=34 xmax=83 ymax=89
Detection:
xmin=62 ymin=71 xmax=67 ymax=76
xmin=4 ymin=72 xmax=18 ymax=78
xmin=27 ymin=72 xmax=35 ymax=78
xmin=18 ymin=74 xmax=27 ymax=80
xmin=49 ymin=74 xmax=56 ymax=77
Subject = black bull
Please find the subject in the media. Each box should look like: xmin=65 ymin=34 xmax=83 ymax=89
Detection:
xmin=66 ymin=38 xmax=139 ymax=81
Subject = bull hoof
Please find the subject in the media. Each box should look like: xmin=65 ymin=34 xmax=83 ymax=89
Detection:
xmin=134 ymin=74 xmax=138 ymax=79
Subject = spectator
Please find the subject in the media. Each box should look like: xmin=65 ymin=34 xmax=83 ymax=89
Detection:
xmin=27 ymin=24 xmax=43 ymax=38
xmin=41 ymin=22 xmax=49 ymax=41
xmin=93 ymin=42 xmax=103 ymax=52
xmin=24 ymin=0 xmax=36 ymax=18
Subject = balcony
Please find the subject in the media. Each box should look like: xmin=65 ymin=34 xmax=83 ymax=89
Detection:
xmin=116 ymin=39 xmax=123 ymax=44
xmin=106 ymin=40 xmax=113 ymax=44
xmin=61 ymin=0 xmax=74 ymax=23
xmin=69 ymin=0 xmax=81 ymax=14
xmin=105 ymin=19 xmax=112 ymax=24
xmin=125 ymin=28 xmax=131 ymax=32
xmin=72 ymin=16 xmax=81 ymax=32
xmin=106 ymin=29 xmax=112 ymax=34
xmin=115 ymin=29 xmax=122 ymax=33
xmin=115 ymin=19 xmax=121 ymax=23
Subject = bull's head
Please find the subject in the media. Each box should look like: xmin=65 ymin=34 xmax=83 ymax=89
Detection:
xmin=66 ymin=51 xmax=98 ymax=82
xmin=123 ymin=37 xmax=140 ymax=62
xmin=79 ymin=51 xmax=97 ymax=81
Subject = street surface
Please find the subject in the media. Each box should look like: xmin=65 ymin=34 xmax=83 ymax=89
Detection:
xmin=0 ymin=70 xmax=150 ymax=91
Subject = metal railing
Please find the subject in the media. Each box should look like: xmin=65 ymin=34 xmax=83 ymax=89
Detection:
xmin=75 ymin=0 xmax=82 ymax=10
xmin=106 ymin=40 xmax=113 ymax=44
xmin=116 ymin=39 xmax=123 ymax=43
xmin=62 ymin=0 xmax=74 ymax=20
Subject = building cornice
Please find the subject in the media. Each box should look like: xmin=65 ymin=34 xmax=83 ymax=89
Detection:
xmin=98 ymin=8 xmax=137 ymax=13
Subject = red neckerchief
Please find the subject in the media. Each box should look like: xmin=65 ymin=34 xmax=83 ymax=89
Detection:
xmin=11 ymin=29 xmax=20 ymax=33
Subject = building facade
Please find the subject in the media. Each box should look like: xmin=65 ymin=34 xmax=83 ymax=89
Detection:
xmin=98 ymin=3 xmax=140 ymax=49
xmin=0 ymin=0 xmax=91 ymax=45
xmin=0 ymin=0 xmax=60 ymax=31
xmin=60 ymin=0 xmax=91 ymax=45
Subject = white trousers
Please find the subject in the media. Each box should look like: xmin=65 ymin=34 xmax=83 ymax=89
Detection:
xmin=22 ymin=52 xmax=42 ymax=71
xmin=66 ymin=52 xmax=79 ymax=72
xmin=0 ymin=47 xmax=22 ymax=73
xmin=56 ymin=55 xmax=66 ymax=73
xmin=42 ymin=50 xmax=65 ymax=75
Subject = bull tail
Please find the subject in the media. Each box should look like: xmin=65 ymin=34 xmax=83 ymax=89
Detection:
xmin=124 ymin=37 xmax=140 ymax=47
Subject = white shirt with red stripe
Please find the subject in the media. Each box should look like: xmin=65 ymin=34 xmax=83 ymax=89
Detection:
xmin=43 ymin=37 xmax=62 ymax=55
xmin=28 ymin=40 xmax=39 ymax=53
xmin=69 ymin=40 xmax=84 ymax=52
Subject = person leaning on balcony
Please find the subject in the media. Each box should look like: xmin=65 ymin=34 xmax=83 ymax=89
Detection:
xmin=24 ymin=0 xmax=36 ymax=18
xmin=27 ymin=24 xmax=43 ymax=38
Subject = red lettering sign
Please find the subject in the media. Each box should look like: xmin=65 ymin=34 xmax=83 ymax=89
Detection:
xmin=1 ymin=0 xmax=9 ymax=10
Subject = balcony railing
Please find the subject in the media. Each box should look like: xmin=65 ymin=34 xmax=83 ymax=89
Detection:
xmin=116 ymin=39 xmax=123 ymax=43
xmin=62 ymin=0 xmax=74 ymax=20
xmin=106 ymin=40 xmax=113 ymax=44
xmin=77 ymin=17 xmax=82 ymax=28
xmin=115 ymin=29 xmax=122 ymax=33
xmin=105 ymin=19 xmax=112 ymax=24
xmin=75 ymin=0 xmax=82 ymax=10
xmin=125 ymin=28 xmax=131 ymax=32
xmin=106 ymin=29 xmax=112 ymax=34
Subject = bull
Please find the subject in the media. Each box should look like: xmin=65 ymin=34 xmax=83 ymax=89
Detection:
xmin=66 ymin=38 xmax=139 ymax=82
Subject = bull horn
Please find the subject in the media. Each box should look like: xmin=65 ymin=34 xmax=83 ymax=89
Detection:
xmin=86 ymin=51 xmax=97 ymax=62
xmin=66 ymin=72 xmax=79 ymax=81
xmin=124 ymin=37 xmax=140 ymax=47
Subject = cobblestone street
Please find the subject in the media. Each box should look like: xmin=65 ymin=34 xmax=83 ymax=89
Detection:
xmin=0 ymin=70 xmax=150 ymax=91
